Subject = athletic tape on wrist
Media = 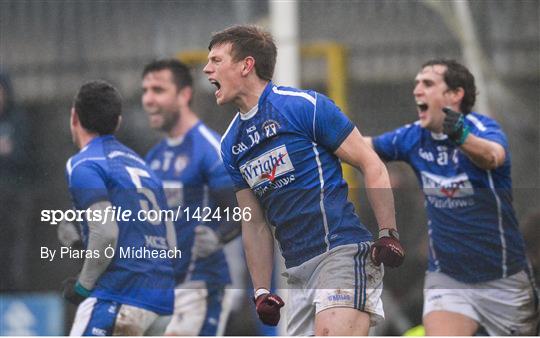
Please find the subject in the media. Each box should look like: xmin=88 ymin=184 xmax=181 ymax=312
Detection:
xmin=254 ymin=288 xmax=271 ymax=299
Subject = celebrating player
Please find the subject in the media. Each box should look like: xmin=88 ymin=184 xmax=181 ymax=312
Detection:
xmin=365 ymin=59 xmax=539 ymax=335
xmin=63 ymin=80 xmax=175 ymax=335
xmin=142 ymin=59 xmax=240 ymax=335
xmin=203 ymin=25 xmax=405 ymax=335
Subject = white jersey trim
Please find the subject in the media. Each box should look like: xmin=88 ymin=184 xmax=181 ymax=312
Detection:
xmin=312 ymin=142 xmax=330 ymax=250
xmin=272 ymin=86 xmax=316 ymax=106
xmin=66 ymin=157 xmax=74 ymax=175
xmin=198 ymin=124 xmax=221 ymax=157
xmin=466 ymin=114 xmax=487 ymax=132
xmin=427 ymin=224 xmax=440 ymax=272
xmin=221 ymin=113 xmax=240 ymax=144
xmin=107 ymin=151 xmax=146 ymax=165
xmin=166 ymin=135 xmax=185 ymax=147
xmin=67 ymin=157 xmax=106 ymax=183
xmin=312 ymin=92 xmax=318 ymax=142
xmin=487 ymin=170 xmax=507 ymax=277
xmin=430 ymin=132 xmax=448 ymax=140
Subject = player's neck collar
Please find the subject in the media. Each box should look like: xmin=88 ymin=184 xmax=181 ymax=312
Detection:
xmin=239 ymin=104 xmax=258 ymax=120
xmin=430 ymin=132 xmax=448 ymax=140
xmin=166 ymin=134 xmax=185 ymax=147
xmin=166 ymin=121 xmax=200 ymax=146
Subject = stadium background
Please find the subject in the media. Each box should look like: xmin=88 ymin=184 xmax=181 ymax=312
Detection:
xmin=0 ymin=0 xmax=538 ymax=335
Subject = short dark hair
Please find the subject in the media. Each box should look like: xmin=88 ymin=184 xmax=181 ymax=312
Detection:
xmin=209 ymin=25 xmax=277 ymax=81
xmin=142 ymin=59 xmax=193 ymax=91
xmin=74 ymin=80 xmax=122 ymax=135
xmin=422 ymin=59 xmax=477 ymax=114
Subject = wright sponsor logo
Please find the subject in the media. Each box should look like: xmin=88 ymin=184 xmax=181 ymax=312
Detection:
xmin=239 ymin=145 xmax=294 ymax=188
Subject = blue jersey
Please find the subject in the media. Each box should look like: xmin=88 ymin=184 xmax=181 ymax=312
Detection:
xmin=373 ymin=113 xmax=527 ymax=283
xmin=220 ymin=82 xmax=372 ymax=268
xmin=146 ymin=122 xmax=231 ymax=285
xmin=66 ymin=135 xmax=174 ymax=314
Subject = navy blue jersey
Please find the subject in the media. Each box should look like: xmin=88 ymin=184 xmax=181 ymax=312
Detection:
xmin=220 ymin=82 xmax=372 ymax=268
xmin=373 ymin=113 xmax=527 ymax=283
xmin=146 ymin=122 xmax=231 ymax=285
xmin=66 ymin=135 xmax=174 ymax=314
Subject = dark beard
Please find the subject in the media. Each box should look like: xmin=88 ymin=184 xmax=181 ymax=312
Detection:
xmin=160 ymin=110 xmax=180 ymax=133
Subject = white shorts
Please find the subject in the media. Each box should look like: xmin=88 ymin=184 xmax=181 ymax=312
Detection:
xmin=423 ymin=270 xmax=539 ymax=335
xmin=162 ymin=280 xmax=233 ymax=336
xmin=70 ymin=297 xmax=158 ymax=336
xmin=284 ymin=243 xmax=384 ymax=336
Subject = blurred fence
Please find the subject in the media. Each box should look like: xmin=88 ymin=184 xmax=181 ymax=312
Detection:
xmin=1 ymin=1 xmax=537 ymax=100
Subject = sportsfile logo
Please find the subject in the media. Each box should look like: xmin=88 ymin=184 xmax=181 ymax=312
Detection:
xmin=421 ymin=171 xmax=474 ymax=198
xmin=240 ymin=145 xmax=294 ymax=188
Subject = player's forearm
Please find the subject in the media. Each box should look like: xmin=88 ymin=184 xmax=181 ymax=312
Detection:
xmin=78 ymin=202 xmax=119 ymax=290
xmin=334 ymin=128 xmax=397 ymax=228
xmin=242 ymin=220 xmax=274 ymax=290
xmin=459 ymin=134 xmax=506 ymax=170
xmin=363 ymin=136 xmax=374 ymax=150
xmin=363 ymin=162 xmax=397 ymax=230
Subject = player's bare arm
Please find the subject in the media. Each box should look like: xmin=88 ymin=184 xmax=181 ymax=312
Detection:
xmin=335 ymin=128 xmax=397 ymax=232
xmin=459 ymin=134 xmax=506 ymax=170
xmin=236 ymin=188 xmax=274 ymax=290
xmin=363 ymin=136 xmax=374 ymax=150
xmin=236 ymin=188 xmax=284 ymax=327
xmin=442 ymin=107 xmax=505 ymax=170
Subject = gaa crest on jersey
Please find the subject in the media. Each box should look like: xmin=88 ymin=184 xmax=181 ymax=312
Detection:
xmin=150 ymin=159 xmax=160 ymax=171
xmin=262 ymin=119 xmax=280 ymax=138
xmin=174 ymin=155 xmax=188 ymax=176
xmin=150 ymin=152 xmax=188 ymax=176
xmin=239 ymin=145 xmax=294 ymax=188
xmin=421 ymin=171 xmax=474 ymax=198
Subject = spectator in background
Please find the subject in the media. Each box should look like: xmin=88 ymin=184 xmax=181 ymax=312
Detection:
xmin=0 ymin=71 xmax=33 ymax=291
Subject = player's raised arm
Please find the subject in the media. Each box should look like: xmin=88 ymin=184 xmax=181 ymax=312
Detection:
xmin=362 ymin=136 xmax=374 ymax=150
xmin=335 ymin=127 xmax=405 ymax=268
xmin=442 ymin=107 xmax=506 ymax=170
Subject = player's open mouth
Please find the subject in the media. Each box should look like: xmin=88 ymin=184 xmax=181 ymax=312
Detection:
xmin=209 ymin=79 xmax=221 ymax=96
xmin=416 ymin=101 xmax=428 ymax=112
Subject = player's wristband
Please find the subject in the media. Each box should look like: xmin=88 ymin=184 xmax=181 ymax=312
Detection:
xmin=378 ymin=228 xmax=399 ymax=240
xmin=254 ymin=288 xmax=271 ymax=299
xmin=74 ymin=281 xmax=92 ymax=298
xmin=455 ymin=125 xmax=470 ymax=146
